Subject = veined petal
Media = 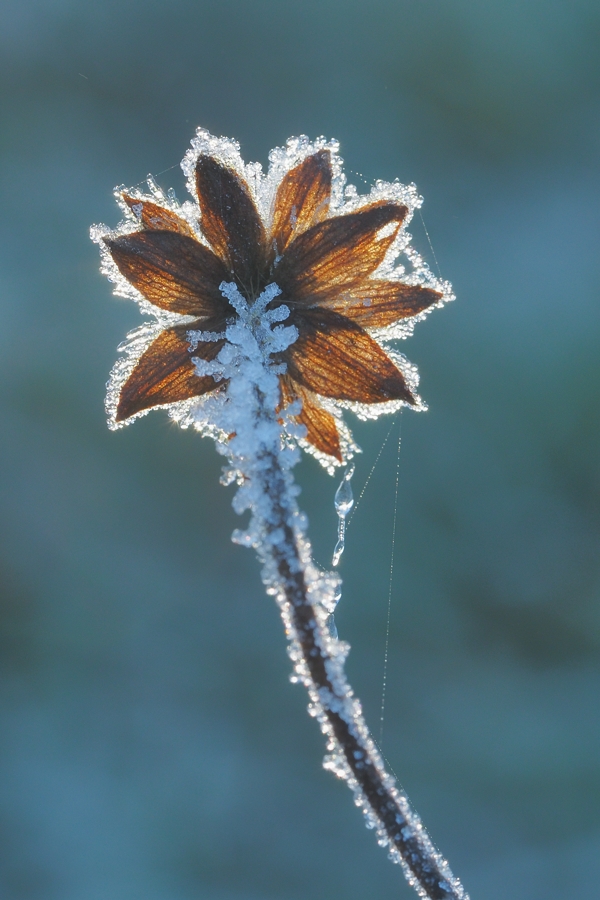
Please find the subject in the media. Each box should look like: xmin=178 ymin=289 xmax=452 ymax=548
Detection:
xmin=104 ymin=231 xmax=230 ymax=316
xmin=275 ymin=202 xmax=408 ymax=304
xmin=195 ymin=156 xmax=267 ymax=292
xmin=279 ymin=374 xmax=342 ymax=461
xmin=284 ymin=308 xmax=416 ymax=405
xmin=116 ymin=321 xmax=225 ymax=422
xmin=121 ymin=194 xmax=197 ymax=237
xmin=271 ymin=150 xmax=332 ymax=254
xmin=324 ymin=281 xmax=442 ymax=328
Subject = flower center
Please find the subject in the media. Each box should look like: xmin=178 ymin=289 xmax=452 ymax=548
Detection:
xmin=218 ymin=281 xmax=297 ymax=358
xmin=220 ymin=280 xmax=281 ymax=322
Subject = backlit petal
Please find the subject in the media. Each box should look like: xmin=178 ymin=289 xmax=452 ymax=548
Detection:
xmin=116 ymin=321 xmax=225 ymax=422
xmin=284 ymin=308 xmax=416 ymax=405
xmin=279 ymin=374 xmax=342 ymax=461
xmin=323 ymin=281 xmax=442 ymax=327
xmin=121 ymin=194 xmax=197 ymax=237
xmin=195 ymin=156 xmax=267 ymax=293
xmin=275 ymin=202 xmax=407 ymax=305
xmin=271 ymin=150 xmax=332 ymax=254
xmin=104 ymin=231 xmax=230 ymax=316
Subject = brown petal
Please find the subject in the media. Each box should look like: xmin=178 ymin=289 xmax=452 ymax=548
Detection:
xmin=104 ymin=231 xmax=230 ymax=317
xmin=275 ymin=202 xmax=408 ymax=305
xmin=284 ymin=308 xmax=416 ymax=405
xmin=271 ymin=150 xmax=332 ymax=254
xmin=279 ymin=374 xmax=342 ymax=461
xmin=116 ymin=321 xmax=225 ymax=422
xmin=324 ymin=281 xmax=443 ymax=328
xmin=195 ymin=156 xmax=267 ymax=293
xmin=122 ymin=194 xmax=197 ymax=237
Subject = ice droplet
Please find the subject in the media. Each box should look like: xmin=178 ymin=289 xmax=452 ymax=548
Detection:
xmin=325 ymin=583 xmax=342 ymax=637
xmin=332 ymin=463 xmax=355 ymax=566
xmin=326 ymin=614 xmax=338 ymax=639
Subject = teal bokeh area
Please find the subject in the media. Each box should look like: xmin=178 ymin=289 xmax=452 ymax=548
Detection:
xmin=1 ymin=2 xmax=599 ymax=898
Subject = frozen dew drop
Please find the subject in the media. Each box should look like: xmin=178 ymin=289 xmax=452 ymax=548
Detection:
xmin=324 ymin=583 xmax=342 ymax=638
xmin=332 ymin=463 xmax=355 ymax=567
xmin=332 ymin=535 xmax=344 ymax=567
xmin=326 ymin=614 xmax=338 ymax=639
xmin=334 ymin=462 xmax=355 ymax=518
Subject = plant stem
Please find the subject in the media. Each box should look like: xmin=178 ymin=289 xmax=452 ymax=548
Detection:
xmin=245 ymin=401 xmax=468 ymax=900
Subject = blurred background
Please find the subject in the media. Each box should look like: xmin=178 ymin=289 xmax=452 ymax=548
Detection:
xmin=1 ymin=1 xmax=599 ymax=898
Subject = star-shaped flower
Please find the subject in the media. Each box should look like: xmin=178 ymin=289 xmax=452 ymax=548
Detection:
xmin=93 ymin=130 xmax=451 ymax=466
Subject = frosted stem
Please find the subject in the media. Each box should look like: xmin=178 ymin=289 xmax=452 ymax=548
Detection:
xmin=97 ymin=130 xmax=465 ymax=898
xmin=200 ymin=281 xmax=467 ymax=900
xmin=241 ymin=395 xmax=468 ymax=900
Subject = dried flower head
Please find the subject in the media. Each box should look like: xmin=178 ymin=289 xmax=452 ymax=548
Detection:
xmin=92 ymin=129 xmax=452 ymax=469
xmin=92 ymin=130 xmax=467 ymax=900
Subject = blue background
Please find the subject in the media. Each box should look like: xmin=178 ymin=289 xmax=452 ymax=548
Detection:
xmin=0 ymin=2 xmax=599 ymax=898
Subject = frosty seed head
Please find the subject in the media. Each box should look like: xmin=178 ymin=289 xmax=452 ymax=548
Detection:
xmin=92 ymin=126 xmax=453 ymax=473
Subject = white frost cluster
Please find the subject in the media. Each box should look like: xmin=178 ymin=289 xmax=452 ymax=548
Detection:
xmin=192 ymin=279 xmax=305 ymax=548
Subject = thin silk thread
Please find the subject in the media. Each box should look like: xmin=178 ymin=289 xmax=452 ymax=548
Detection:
xmin=348 ymin=417 xmax=397 ymax=528
xmin=418 ymin=208 xmax=442 ymax=279
xmin=379 ymin=414 xmax=402 ymax=746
